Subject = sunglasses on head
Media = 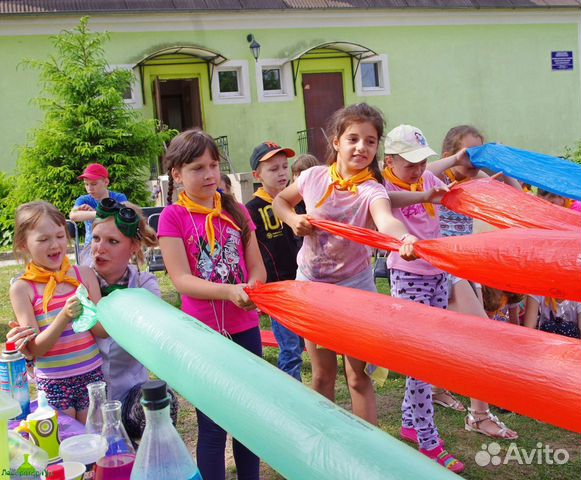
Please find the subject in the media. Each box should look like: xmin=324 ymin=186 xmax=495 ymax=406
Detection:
xmin=96 ymin=198 xmax=140 ymax=238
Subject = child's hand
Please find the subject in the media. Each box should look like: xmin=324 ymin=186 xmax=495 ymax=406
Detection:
xmin=227 ymin=284 xmax=256 ymax=311
xmin=291 ymin=215 xmax=313 ymax=237
xmin=399 ymin=234 xmax=420 ymax=261
xmin=424 ymin=185 xmax=452 ymax=204
xmin=6 ymin=321 xmax=37 ymax=358
xmin=76 ymin=204 xmax=95 ymax=211
xmin=453 ymin=148 xmax=472 ymax=168
xmin=60 ymin=296 xmax=82 ymax=322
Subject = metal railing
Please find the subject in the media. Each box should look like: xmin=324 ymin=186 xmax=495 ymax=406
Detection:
xmin=214 ymin=135 xmax=233 ymax=173
xmin=297 ymin=128 xmax=317 ymax=155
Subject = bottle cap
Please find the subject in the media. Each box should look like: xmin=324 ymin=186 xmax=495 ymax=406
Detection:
xmin=4 ymin=342 xmax=17 ymax=352
xmin=141 ymin=380 xmax=169 ymax=410
xmin=46 ymin=464 xmax=66 ymax=480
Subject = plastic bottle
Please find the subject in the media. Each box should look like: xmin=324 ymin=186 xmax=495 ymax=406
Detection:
xmin=86 ymin=381 xmax=107 ymax=434
xmin=95 ymin=400 xmax=135 ymax=480
xmin=130 ymin=381 xmax=202 ymax=480
xmin=0 ymin=342 xmax=30 ymax=420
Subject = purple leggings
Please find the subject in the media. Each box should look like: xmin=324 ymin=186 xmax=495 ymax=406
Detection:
xmin=390 ymin=269 xmax=448 ymax=450
xmin=196 ymin=327 xmax=262 ymax=480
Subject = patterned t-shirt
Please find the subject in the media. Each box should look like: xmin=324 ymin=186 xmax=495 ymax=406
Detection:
xmin=438 ymin=176 xmax=473 ymax=237
xmin=158 ymin=202 xmax=259 ymax=335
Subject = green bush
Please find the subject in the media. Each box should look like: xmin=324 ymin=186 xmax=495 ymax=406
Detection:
xmin=0 ymin=17 xmax=176 ymax=246
xmin=565 ymin=141 xmax=581 ymax=166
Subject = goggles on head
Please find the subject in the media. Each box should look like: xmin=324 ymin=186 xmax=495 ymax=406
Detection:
xmin=96 ymin=198 xmax=140 ymax=239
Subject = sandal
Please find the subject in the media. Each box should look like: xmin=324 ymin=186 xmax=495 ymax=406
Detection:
xmin=419 ymin=445 xmax=464 ymax=473
xmin=465 ymin=408 xmax=518 ymax=439
xmin=432 ymin=388 xmax=466 ymax=412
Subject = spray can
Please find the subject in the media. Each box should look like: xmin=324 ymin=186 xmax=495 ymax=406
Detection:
xmin=0 ymin=342 xmax=31 ymax=420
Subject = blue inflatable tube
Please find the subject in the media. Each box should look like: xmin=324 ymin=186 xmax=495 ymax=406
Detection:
xmin=96 ymin=289 xmax=456 ymax=480
xmin=467 ymin=143 xmax=581 ymax=200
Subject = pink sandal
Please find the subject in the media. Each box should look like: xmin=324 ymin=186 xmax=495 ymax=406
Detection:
xmin=420 ymin=445 xmax=465 ymax=473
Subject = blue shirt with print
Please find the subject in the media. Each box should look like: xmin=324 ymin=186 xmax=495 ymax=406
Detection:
xmin=74 ymin=191 xmax=128 ymax=245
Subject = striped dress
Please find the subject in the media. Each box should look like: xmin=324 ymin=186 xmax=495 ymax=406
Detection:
xmin=27 ymin=267 xmax=102 ymax=379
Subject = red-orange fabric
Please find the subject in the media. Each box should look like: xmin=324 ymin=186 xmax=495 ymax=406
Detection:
xmin=310 ymin=219 xmax=581 ymax=301
xmin=441 ymin=178 xmax=581 ymax=231
xmin=246 ymin=280 xmax=581 ymax=433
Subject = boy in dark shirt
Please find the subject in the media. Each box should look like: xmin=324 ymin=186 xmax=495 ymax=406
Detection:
xmin=246 ymin=142 xmax=304 ymax=381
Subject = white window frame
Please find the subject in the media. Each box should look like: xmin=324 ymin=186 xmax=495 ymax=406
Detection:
xmin=107 ymin=64 xmax=143 ymax=109
xmin=255 ymin=59 xmax=294 ymax=103
xmin=212 ymin=60 xmax=251 ymax=105
xmin=355 ymin=54 xmax=391 ymax=97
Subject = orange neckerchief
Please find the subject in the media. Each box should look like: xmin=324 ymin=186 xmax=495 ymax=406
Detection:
xmin=176 ymin=191 xmax=240 ymax=255
xmin=383 ymin=167 xmax=436 ymax=217
xmin=545 ymin=297 xmax=559 ymax=313
xmin=316 ymin=163 xmax=376 ymax=208
xmin=21 ymin=257 xmax=80 ymax=313
xmin=443 ymin=168 xmax=471 ymax=185
xmin=253 ymin=187 xmax=274 ymax=204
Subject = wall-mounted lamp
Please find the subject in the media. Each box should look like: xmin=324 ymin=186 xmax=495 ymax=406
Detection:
xmin=246 ymin=34 xmax=261 ymax=62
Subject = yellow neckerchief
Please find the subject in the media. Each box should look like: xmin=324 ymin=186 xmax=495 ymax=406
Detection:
xmin=564 ymin=199 xmax=574 ymax=209
xmin=253 ymin=187 xmax=274 ymax=204
xmin=443 ymin=168 xmax=471 ymax=185
xmin=315 ymin=163 xmax=376 ymax=208
xmin=382 ymin=167 xmax=436 ymax=217
xmin=545 ymin=297 xmax=559 ymax=313
xmin=21 ymin=257 xmax=80 ymax=313
xmin=176 ymin=191 xmax=240 ymax=256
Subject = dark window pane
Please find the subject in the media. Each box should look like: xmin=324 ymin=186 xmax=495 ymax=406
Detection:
xmin=362 ymin=62 xmax=380 ymax=88
xmin=262 ymin=68 xmax=281 ymax=91
xmin=218 ymin=70 xmax=239 ymax=93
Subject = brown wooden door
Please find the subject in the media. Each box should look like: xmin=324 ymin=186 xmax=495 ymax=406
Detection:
xmin=302 ymin=73 xmax=344 ymax=162
xmin=153 ymin=78 xmax=203 ymax=132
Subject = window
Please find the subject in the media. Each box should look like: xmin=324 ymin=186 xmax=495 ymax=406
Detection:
xmin=107 ymin=64 xmax=143 ymax=108
xmin=262 ymin=68 xmax=282 ymax=92
xmin=218 ymin=70 xmax=239 ymax=94
xmin=212 ymin=60 xmax=251 ymax=104
xmin=355 ymin=54 xmax=390 ymax=97
xmin=361 ymin=62 xmax=381 ymax=88
xmin=256 ymin=59 xmax=293 ymax=103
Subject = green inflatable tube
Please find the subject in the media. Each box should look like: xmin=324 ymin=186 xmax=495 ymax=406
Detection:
xmin=97 ymin=289 xmax=456 ymax=480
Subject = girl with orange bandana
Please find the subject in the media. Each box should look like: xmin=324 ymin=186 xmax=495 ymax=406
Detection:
xmin=157 ymin=129 xmax=266 ymax=480
xmin=273 ymin=104 xmax=448 ymax=430
xmin=9 ymin=201 xmax=105 ymax=423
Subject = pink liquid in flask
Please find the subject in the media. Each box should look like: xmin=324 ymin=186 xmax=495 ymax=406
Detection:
xmin=94 ymin=453 xmax=135 ymax=480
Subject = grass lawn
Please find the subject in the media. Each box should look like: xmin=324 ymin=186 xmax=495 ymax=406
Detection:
xmin=1 ymin=266 xmax=579 ymax=479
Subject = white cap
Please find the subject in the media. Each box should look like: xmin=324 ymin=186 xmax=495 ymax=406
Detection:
xmin=384 ymin=125 xmax=437 ymax=163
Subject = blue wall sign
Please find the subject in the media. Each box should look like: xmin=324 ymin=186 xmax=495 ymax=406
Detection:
xmin=552 ymin=51 xmax=573 ymax=71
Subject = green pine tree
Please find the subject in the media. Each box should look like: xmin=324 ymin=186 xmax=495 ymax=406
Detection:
xmin=0 ymin=17 xmax=175 ymax=245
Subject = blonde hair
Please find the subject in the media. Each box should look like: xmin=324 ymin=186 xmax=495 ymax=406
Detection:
xmin=13 ymin=201 xmax=68 ymax=261
xmin=93 ymin=201 xmax=157 ymax=267
xmin=291 ymin=154 xmax=320 ymax=177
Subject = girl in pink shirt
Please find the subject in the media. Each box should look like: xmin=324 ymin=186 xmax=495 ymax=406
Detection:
xmin=158 ymin=129 xmax=266 ymax=480
xmin=274 ymin=103 xmax=423 ymax=427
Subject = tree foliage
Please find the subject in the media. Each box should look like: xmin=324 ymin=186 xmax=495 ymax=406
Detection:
xmin=0 ymin=17 xmax=175 ymax=245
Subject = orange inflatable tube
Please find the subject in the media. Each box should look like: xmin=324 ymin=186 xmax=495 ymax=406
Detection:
xmin=246 ymin=281 xmax=581 ymax=433
xmin=441 ymin=178 xmax=581 ymax=231
xmin=310 ymin=219 xmax=581 ymax=301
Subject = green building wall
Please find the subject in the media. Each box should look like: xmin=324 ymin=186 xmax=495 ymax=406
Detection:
xmin=0 ymin=12 xmax=579 ymax=174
